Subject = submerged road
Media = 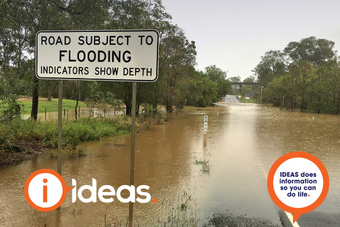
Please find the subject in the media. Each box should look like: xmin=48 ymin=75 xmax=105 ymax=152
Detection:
xmin=223 ymin=95 xmax=241 ymax=103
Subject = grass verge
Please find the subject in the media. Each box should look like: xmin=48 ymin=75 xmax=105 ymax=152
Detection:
xmin=239 ymin=97 xmax=257 ymax=103
xmin=17 ymin=99 xmax=88 ymax=115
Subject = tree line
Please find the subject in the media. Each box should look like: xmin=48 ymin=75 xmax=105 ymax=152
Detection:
xmin=0 ymin=0 xmax=231 ymax=121
xmin=253 ymin=36 xmax=340 ymax=114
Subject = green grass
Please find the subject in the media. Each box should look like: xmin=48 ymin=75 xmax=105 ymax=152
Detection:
xmin=194 ymin=159 xmax=210 ymax=173
xmin=239 ymin=97 xmax=257 ymax=103
xmin=17 ymin=99 xmax=88 ymax=115
xmin=0 ymin=116 xmax=130 ymax=149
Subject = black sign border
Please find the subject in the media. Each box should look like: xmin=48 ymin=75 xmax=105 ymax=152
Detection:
xmin=35 ymin=30 xmax=159 ymax=82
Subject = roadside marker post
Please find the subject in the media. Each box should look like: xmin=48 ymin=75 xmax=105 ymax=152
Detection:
xmin=204 ymin=115 xmax=208 ymax=134
xmin=35 ymin=30 xmax=159 ymax=224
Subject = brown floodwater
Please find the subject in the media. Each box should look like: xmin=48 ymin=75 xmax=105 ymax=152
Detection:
xmin=1 ymin=103 xmax=340 ymax=226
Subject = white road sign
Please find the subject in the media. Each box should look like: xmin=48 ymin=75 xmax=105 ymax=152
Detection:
xmin=35 ymin=30 xmax=159 ymax=82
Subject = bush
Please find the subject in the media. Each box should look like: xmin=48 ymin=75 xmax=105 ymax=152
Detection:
xmin=1 ymin=117 xmax=130 ymax=149
xmin=195 ymin=96 xmax=206 ymax=107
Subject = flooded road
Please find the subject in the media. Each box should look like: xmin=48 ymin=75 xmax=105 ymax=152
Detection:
xmin=1 ymin=103 xmax=340 ymax=226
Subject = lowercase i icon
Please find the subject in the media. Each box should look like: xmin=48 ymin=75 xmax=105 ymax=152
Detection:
xmin=24 ymin=169 xmax=73 ymax=212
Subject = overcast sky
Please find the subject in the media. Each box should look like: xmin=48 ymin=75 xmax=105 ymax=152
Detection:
xmin=161 ymin=0 xmax=340 ymax=80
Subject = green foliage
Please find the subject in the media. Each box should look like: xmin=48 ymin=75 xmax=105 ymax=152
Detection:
xmin=218 ymin=79 xmax=232 ymax=97
xmin=194 ymin=159 xmax=210 ymax=173
xmin=0 ymin=72 xmax=26 ymax=122
xmin=139 ymin=103 xmax=163 ymax=127
xmin=194 ymin=96 xmax=206 ymax=107
xmin=205 ymin=65 xmax=227 ymax=82
xmin=1 ymin=0 xmax=229 ymax=118
xmin=188 ymin=68 xmax=228 ymax=107
xmin=85 ymin=82 xmax=123 ymax=117
xmin=0 ymin=117 xmax=130 ymax=149
xmin=255 ymin=36 xmax=340 ymax=114
xmin=160 ymin=25 xmax=197 ymax=112
xmin=204 ymin=65 xmax=232 ymax=98
xmin=262 ymin=58 xmax=340 ymax=114
xmin=253 ymin=50 xmax=286 ymax=87
xmin=284 ymin=36 xmax=336 ymax=68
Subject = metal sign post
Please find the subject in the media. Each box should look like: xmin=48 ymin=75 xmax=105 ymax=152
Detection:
xmin=57 ymin=81 xmax=63 ymax=175
xmin=129 ymin=82 xmax=137 ymax=227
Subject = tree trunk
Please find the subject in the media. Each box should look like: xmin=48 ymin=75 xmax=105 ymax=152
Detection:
xmin=125 ymin=102 xmax=131 ymax=115
xmin=153 ymin=99 xmax=158 ymax=110
xmin=31 ymin=76 xmax=39 ymax=121
xmin=75 ymin=81 xmax=80 ymax=120
xmin=48 ymin=89 xmax=52 ymax=101
xmin=165 ymin=94 xmax=173 ymax=112
xmin=75 ymin=96 xmax=78 ymax=120
xmin=152 ymin=89 xmax=159 ymax=109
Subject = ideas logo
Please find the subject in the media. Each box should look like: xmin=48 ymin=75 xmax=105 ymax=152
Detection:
xmin=24 ymin=169 xmax=155 ymax=212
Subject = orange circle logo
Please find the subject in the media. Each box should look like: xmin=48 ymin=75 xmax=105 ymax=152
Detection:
xmin=267 ymin=152 xmax=329 ymax=223
xmin=24 ymin=169 xmax=73 ymax=212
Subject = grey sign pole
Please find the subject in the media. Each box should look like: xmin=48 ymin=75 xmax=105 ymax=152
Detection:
xmin=129 ymin=82 xmax=137 ymax=227
xmin=57 ymin=81 xmax=63 ymax=175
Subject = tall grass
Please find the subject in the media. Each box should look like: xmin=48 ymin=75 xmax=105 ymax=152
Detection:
xmin=0 ymin=116 xmax=130 ymax=149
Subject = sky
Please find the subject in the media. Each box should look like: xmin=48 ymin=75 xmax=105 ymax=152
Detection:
xmin=161 ymin=0 xmax=340 ymax=81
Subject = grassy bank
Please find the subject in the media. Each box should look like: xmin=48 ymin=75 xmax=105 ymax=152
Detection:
xmin=0 ymin=116 xmax=130 ymax=165
xmin=17 ymin=99 xmax=88 ymax=115
xmin=239 ymin=97 xmax=257 ymax=103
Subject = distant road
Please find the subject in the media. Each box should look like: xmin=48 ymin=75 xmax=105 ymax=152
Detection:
xmin=223 ymin=95 xmax=241 ymax=103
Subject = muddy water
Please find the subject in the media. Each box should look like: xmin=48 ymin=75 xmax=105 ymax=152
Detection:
xmin=1 ymin=104 xmax=340 ymax=226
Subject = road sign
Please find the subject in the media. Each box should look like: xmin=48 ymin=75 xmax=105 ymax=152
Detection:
xmin=35 ymin=30 xmax=158 ymax=225
xmin=204 ymin=115 xmax=208 ymax=134
xmin=36 ymin=30 xmax=159 ymax=82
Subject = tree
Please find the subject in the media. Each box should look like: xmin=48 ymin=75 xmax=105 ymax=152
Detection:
xmin=296 ymin=61 xmax=313 ymax=110
xmin=160 ymin=25 xmax=196 ymax=111
xmin=205 ymin=65 xmax=226 ymax=82
xmin=263 ymin=60 xmax=313 ymax=111
xmin=201 ymin=77 xmax=218 ymax=105
xmin=308 ymin=58 xmax=340 ymax=114
xmin=284 ymin=36 xmax=336 ymax=68
xmin=262 ymin=74 xmax=288 ymax=107
xmin=204 ymin=65 xmax=231 ymax=98
xmin=106 ymin=0 xmax=188 ymax=114
xmin=253 ymin=50 xmax=286 ymax=86
xmin=21 ymin=0 xmax=110 ymax=120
